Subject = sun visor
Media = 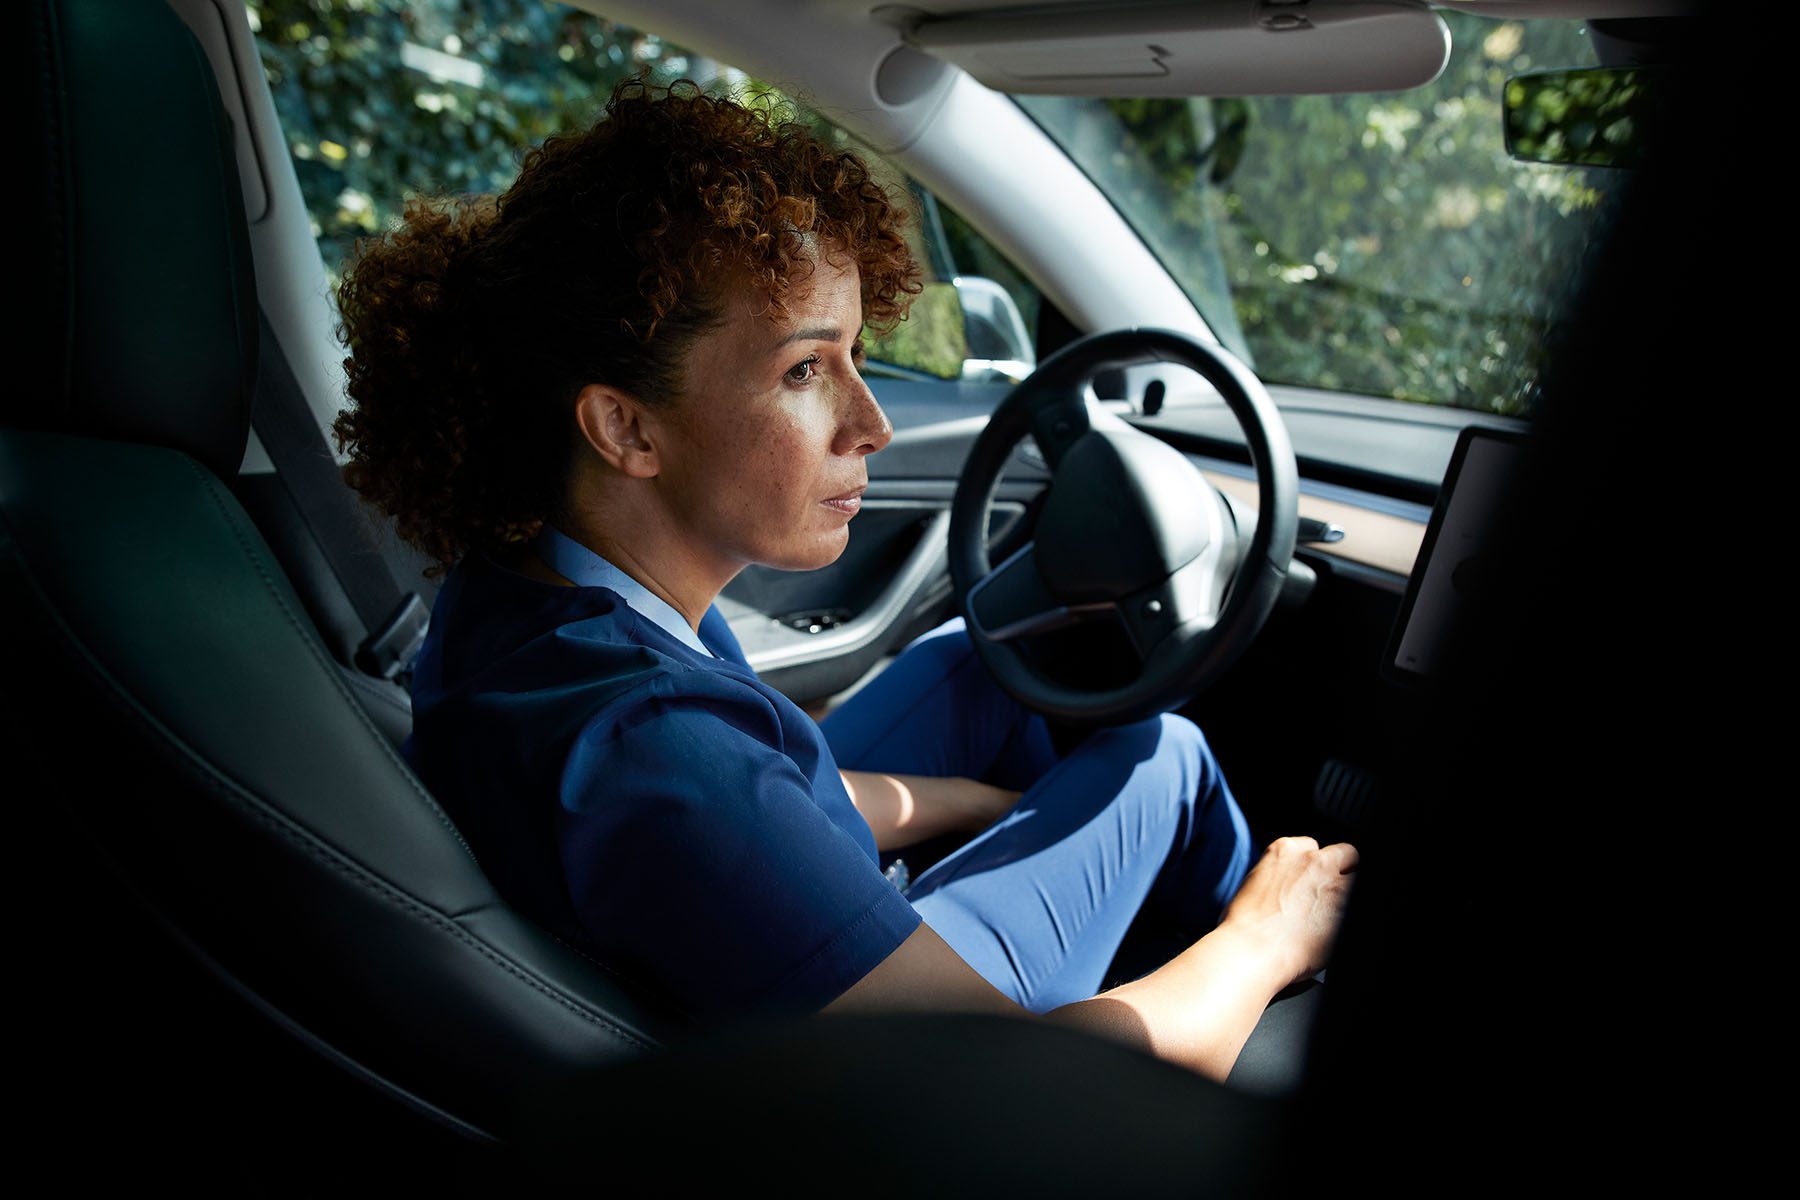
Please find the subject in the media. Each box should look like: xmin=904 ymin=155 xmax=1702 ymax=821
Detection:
xmin=887 ymin=0 xmax=1451 ymax=96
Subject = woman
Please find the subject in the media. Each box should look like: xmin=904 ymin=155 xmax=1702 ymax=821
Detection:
xmin=335 ymin=77 xmax=1355 ymax=1083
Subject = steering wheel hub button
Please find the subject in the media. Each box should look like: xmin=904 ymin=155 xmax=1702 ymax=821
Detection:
xmin=1033 ymin=425 xmax=1215 ymax=604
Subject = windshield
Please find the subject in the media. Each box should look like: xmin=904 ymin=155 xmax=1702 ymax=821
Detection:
xmin=1014 ymin=14 xmax=1612 ymax=418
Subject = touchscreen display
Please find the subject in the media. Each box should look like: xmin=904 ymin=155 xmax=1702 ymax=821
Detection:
xmin=1387 ymin=427 xmax=1525 ymax=684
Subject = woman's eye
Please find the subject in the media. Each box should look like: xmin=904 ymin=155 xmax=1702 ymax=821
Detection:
xmin=786 ymin=354 xmax=820 ymax=384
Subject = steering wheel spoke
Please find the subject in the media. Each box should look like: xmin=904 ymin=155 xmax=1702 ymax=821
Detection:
xmin=1115 ymin=551 xmax=1229 ymax=662
xmin=966 ymin=541 xmax=1114 ymax=643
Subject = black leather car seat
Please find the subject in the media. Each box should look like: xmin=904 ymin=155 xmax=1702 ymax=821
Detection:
xmin=5 ymin=0 xmax=666 ymax=1146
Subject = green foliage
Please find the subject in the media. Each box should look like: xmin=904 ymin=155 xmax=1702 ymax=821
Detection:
xmin=252 ymin=0 xmax=961 ymax=371
xmin=864 ymin=283 xmax=969 ymax=380
xmin=1025 ymin=14 xmax=1618 ymax=416
xmin=936 ymin=203 xmax=1042 ymax=347
xmin=251 ymin=3 xmax=1614 ymax=415
xmin=254 ymin=0 xmax=992 ymax=379
xmin=248 ymin=0 xmax=702 ymax=292
xmin=1507 ymin=67 xmax=1651 ymax=168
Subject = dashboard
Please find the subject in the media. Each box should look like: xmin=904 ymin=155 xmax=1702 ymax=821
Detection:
xmin=869 ymin=376 xmax=1448 ymax=588
xmin=724 ymin=373 xmax=1469 ymax=708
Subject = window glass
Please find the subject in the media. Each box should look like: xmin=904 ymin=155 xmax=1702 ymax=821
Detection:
xmin=249 ymin=0 xmax=711 ymax=290
xmin=248 ymin=0 xmax=1036 ymax=383
xmin=1016 ymin=14 xmax=1615 ymax=417
xmin=786 ymin=119 xmax=1042 ymax=382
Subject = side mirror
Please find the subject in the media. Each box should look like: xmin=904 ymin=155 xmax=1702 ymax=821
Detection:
xmin=1504 ymin=67 xmax=1655 ymax=169
xmin=863 ymin=276 xmax=1037 ymax=384
xmin=953 ymin=276 xmax=1036 ymax=384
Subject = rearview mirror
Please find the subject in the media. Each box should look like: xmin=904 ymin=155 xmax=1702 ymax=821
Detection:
xmin=1504 ymin=66 xmax=1654 ymax=169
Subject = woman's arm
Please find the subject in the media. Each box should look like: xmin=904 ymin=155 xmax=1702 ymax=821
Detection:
xmin=840 ymin=769 xmax=1020 ymax=851
xmin=821 ymin=836 xmax=1357 ymax=1082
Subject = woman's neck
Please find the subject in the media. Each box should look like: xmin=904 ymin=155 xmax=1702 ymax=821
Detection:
xmin=544 ymin=501 xmax=736 ymax=635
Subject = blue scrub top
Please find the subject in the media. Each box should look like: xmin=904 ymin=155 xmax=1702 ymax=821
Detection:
xmin=403 ymin=537 xmax=921 ymax=1025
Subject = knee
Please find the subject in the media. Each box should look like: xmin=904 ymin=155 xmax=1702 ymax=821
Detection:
xmin=1116 ymin=710 xmax=1210 ymax=759
xmin=1143 ymin=714 xmax=1245 ymax=831
xmin=1153 ymin=711 xmax=1211 ymax=764
xmin=1084 ymin=712 xmax=1215 ymax=796
xmin=1154 ymin=716 xmax=1249 ymax=868
xmin=1115 ymin=715 xmax=1250 ymax=890
xmin=1151 ymin=713 xmax=1218 ymax=806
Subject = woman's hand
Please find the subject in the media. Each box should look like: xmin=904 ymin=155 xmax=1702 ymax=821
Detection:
xmin=828 ymin=829 xmax=1357 ymax=1083
xmin=1217 ymin=836 xmax=1359 ymax=989
xmin=1032 ymin=835 xmax=1356 ymax=1079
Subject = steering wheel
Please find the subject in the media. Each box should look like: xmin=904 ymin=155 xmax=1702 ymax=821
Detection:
xmin=949 ymin=328 xmax=1299 ymax=726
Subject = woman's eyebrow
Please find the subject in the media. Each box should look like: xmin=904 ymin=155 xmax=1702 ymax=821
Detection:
xmin=770 ymin=325 xmax=842 ymax=351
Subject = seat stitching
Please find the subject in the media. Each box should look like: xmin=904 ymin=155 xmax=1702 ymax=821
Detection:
xmin=339 ymin=667 xmax=412 ymax=719
xmin=184 ymin=456 xmax=478 ymax=863
xmin=0 ymin=454 xmax=656 ymax=1050
xmin=15 ymin=560 xmax=656 ymax=1049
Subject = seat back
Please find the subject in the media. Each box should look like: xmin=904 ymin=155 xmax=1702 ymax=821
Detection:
xmin=4 ymin=0 xmax=667 ymax=1141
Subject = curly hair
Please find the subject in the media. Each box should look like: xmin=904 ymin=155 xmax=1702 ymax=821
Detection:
xmin=332 ymin=76 xmax=922 ymax=576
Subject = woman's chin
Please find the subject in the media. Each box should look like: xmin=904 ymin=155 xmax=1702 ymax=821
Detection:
xmin=763 ymin=526 xmax=851 ymax=573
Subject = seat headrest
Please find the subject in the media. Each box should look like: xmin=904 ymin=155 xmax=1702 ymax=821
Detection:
xmin=15 ymin=0 xmax=257 ymax=478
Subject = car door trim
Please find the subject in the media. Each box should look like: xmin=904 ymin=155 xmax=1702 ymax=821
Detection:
xmin=740 ymin=506 xmax=952 ymax=674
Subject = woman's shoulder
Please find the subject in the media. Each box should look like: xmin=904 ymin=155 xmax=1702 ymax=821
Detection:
xmin=425 ymin=549 xmax=680 ymax=684
xmin=442 ymin=557 xmax=781 ymax=712
xmin=576 ymin=648 xmax=792 ymax=754
xmin=417 ymin=549 xmax=807 ymax=765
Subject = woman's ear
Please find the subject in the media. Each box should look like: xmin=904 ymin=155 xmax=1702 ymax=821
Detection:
xmin=573 ymin=383 xmax=660 ymax=478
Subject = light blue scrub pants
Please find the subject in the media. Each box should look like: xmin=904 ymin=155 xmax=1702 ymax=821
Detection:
xmin=819 ymin=617 xmax=1254 ymax=1014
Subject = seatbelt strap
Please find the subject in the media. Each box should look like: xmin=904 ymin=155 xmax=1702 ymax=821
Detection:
xmin=249 ymin=308 xmax=427 ymax=680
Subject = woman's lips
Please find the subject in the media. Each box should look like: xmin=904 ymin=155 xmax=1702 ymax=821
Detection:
xmin=821 ymin=486 xmax=866 ymax=515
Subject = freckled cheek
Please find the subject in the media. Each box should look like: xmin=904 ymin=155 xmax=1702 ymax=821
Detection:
xmin=714 ymin=441 xmax=802 ymax=529
xmin=701 ymin=411 xmax=765 ymax=500
xmin=704 ymin=404 xmax=832 ymax=531
xmin=759 ymin=415 xmax=833 ymax=503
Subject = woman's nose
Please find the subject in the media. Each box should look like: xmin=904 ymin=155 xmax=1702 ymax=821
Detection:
xmin=839 ymin=376 xmax=893 ymax=457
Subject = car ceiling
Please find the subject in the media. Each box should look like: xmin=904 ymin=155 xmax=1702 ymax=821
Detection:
xmin=577 ymin=1 xmax=1695 ymax=152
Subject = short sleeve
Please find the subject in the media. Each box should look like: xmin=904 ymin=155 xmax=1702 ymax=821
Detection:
xmin=554 ymin=678 xmax=921 ymax=1023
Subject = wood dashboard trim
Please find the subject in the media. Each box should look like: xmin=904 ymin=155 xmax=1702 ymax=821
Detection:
xmin=1200 ymin=471 xmax=1424 ymax=579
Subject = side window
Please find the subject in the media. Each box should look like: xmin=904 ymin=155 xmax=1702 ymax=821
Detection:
xmin=248 ymin=0 xmax=705 ymax=292
xmin=788 ymin=114 xmax=1042 ymax=384
xmin=248 ymin=0 xmax=1038 ymax=385
xmin=891 ymin=187 xmax=1041 ymax=384
xmin=922 ymin=190 xmax=1041 ymax=374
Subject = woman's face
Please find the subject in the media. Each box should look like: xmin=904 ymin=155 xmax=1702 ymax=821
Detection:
xmin=652 ymin=244 xmax=893 ymax=576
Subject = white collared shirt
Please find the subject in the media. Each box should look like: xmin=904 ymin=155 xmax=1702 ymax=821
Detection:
xmin=532 ymin=525 xmax=714 ymax=658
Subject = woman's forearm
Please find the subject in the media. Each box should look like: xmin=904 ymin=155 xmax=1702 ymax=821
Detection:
xmin=823 ymin=835 xmax=1352 ymax=1085
xmin=839 ymin=770 xmax=1018 ymax=851
xmin=1041 ymin=837 xmax=1353 ymax=1081
xmin=1043 ymin=923 xmax=1294 ymax=1082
